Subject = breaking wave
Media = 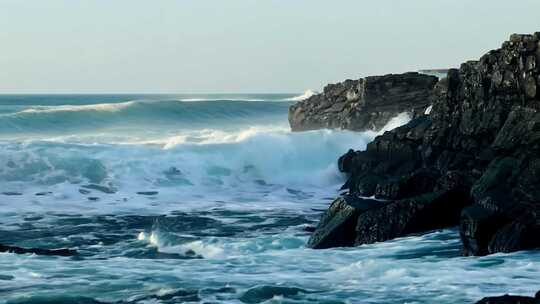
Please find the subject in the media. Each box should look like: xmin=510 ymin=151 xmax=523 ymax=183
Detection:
xmin=286 ymin=90 xmax=317 ymax=101
xmin=17 ymin=101 xmax=136 ymax=114
xmin=0 ymin=127 xmax=377 ymax=214
xmin=0 ymin=99 xmax=292 ymax=138
xmin=1 ymin=94 xmax=537 ymax=304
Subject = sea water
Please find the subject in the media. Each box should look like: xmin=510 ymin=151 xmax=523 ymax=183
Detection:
xmin=0 ymin=94 xmax=538 ymax=303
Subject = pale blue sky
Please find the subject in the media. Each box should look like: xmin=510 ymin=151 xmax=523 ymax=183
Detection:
xmin=1 ymin=0 xmax=540 ymax=93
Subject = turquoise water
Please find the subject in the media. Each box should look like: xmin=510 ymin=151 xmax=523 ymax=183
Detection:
xmin=0 ymin=94 xmax=538 ymax=303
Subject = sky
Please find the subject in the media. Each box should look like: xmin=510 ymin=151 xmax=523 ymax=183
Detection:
xmin=1 ymin=0 xmax=540 ymax=94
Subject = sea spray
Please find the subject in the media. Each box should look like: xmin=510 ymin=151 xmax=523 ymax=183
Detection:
xmin=286 ymin=90 xmax=317 ymax=101
xmin=1 ymin=94 xmax=535 ymax=303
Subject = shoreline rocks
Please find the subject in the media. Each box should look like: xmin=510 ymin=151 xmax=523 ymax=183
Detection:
xmin=308 ymin=33 xmax=540 ymax=256
xmin=475 ymin=290 xmax=540 ymax=304
xmin=306 ymin=196 xmax=386 ymax=249
xmin=289 ymin=72 xmax=438 ymax=132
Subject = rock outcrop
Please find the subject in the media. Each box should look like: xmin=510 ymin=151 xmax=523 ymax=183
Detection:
xmin=306 ymin=196 xmax=386 ymax=249
xmin=308 ymin=33 xmax=540 ymax=256
xmin=475 ymin=290 xmax=540 ymax=304
xmin=289 ymin=72 xmax=438 ymax=131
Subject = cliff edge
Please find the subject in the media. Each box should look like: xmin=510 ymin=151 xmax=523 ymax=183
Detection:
xmin=289 ymin=72 xmax=438 ymax=131
xmin=308 ymin=33 xmax=540 ymax=256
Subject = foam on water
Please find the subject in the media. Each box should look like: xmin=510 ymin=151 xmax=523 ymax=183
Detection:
xmin=285 ymin=90 xmax=317 ymax=101
xmin=425 ymin=105 xmax=433 ymax=115
xmin=0 ymin=126 xmax=378 ymax=215
xmin=0 ymin=94 xmax=538 ymax=304
xmin=1 ymin=224 xmax=539 ymax=303
xmin=16 ymin=101 xmax=136 ymax=114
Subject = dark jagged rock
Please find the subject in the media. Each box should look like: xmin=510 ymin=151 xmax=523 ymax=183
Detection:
xmin=302 ymin=225 xmax=316 ymax=232
xmin=307 ymin=196 xmax=385 ymax=249
xmin=460 ymin=204 xmax=505 ymax=256
xmin=475 ymin=291 xmax=540 ymax=304
xmin=308 ymin=33 xmax=540 ymax=255
xmin=289 ymin=72 xmax=438 ymax=131
xmin=355 ymin=189 xmax=470 ymax=245
xmin=0 ymin=243 xmax=77 ymax=256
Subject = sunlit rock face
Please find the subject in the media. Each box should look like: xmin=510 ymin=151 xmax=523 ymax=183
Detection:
xmin=288 ymin=72 xmax=438 ymax=132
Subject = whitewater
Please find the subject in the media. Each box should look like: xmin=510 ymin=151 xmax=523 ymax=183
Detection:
xmin=0 ymin=94 xmax=539 ymax=304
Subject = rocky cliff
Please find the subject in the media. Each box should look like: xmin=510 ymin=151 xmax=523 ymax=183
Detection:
xmin=289 ymin=72 xmax=438 ymax=131
xmin=308 ymin=33 xmax=540 ymax=256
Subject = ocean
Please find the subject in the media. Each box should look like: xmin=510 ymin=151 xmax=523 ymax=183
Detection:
xmin=0 ymin=94 xmax=538 ymax=303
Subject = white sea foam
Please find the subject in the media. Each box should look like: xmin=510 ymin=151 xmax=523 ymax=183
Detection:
xmin=378 ymin=112 xmax=411 ymax=133
xmin=179 ymin=240 xmax=225 ymax=259
xmin=3 ymin=230 xmax=538 ymax=303
xmin=425 ymin=105 xmax=433 ymax=115
xmin=2 ymin=96 xmax=538 ymax=304
xmin=18 ymin=101 xmax=136 ymax=114
xmin=0 ymin=113 xmax=411 ymax=215
xmin=286 ymin=90 xmax=317 ymax=101
xmin=155 ymin=126 xmax=291 ymax=148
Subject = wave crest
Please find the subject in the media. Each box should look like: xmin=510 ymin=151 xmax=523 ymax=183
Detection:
xmin=0 ymin=99 xmax=291 ymax=137
xmin=18 ymin=101 xmax=136 ymax=114
xmin=286 ymin=90 xmax=317 ymax=101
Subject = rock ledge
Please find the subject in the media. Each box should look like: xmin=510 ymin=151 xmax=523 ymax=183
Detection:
xmin=289 ymin=72 xmax=438 ymax=131
xmin=308 ymin=33 xmax=540 ymax=256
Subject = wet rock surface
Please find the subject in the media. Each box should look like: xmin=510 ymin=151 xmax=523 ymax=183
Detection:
xmin=474 ymin=290 xmax=540 ymax=304
xmin=289 ymin=72 xmax=438 ymax=131
xmin=306 ymin=196 xmax=385 ymax=249
xmin=308 ymin=33 xmax=540 ymax=256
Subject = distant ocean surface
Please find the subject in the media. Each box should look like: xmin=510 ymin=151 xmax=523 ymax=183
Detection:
xmin=0 ymin=94 xmax=538 ymax=304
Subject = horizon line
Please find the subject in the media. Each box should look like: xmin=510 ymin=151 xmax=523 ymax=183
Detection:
xmin=0 ymin=92 xmax=305 ymax=95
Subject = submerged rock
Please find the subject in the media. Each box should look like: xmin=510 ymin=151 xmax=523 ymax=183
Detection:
xmin=82 ymin=184 xmax=117 ymax=194
xmin=0 ymin=243 xmax=77 ymax=256
xmin=35 ymin=191 xmax=53 ymax=196
xmin=4 ymin=296 xmax=109 ymax=304
xmin=136 ymin=191 xmax=159 ymax=196
xmin=239 ymin=285 xmax=307 ymax=303
xmin=475 ymin=291 xmax=540 ymax=304
xmin=79 ymin=188 xmax=91 ymax=195
xmin=2 ymin=191 xmax=22 ymax=196
xmin=289 ymin=72 xmax=438 ymax=131
xmin=309 ymin=33 xmax=540 ymax=255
